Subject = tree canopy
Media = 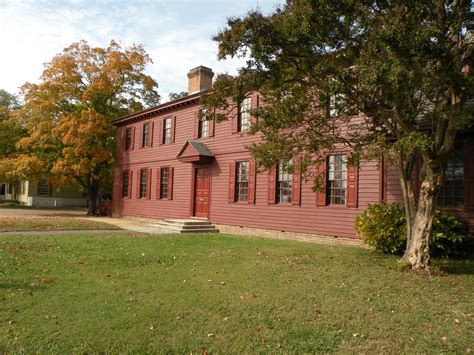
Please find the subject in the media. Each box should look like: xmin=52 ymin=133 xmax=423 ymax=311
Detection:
xmin=8 ymin=40 xmax=160 ymax=214
xmin=202 ymin=0 xmax=473 ymax=271
xmin=0 ymin=89 xmax=27 ymax=181
xmin=168 ymin=91 xmax=188 ymax=101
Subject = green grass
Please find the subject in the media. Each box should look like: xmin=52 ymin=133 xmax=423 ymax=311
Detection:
xmin=0 ymin=233 xmax=472 ymax=353
xmin=0 ymin=216 xmax=119 ymax=232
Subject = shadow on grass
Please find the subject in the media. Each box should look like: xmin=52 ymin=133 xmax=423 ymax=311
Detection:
xmin=434 ymin=256 xmax=474 ymax=275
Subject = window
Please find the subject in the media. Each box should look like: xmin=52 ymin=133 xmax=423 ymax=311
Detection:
xmin=327 ymin=155 xmax=347 ymax=205
xmin=160 ymin=167 xmax=170 ymax=199
xmin=199 ymin=119 xmax=209 ymax=138
xmin=125 ymin=128 xmax=132 ymax=150
xmin=142 ymin=123 xmax=150 ymax=147
xmin=277 ymin=160 xmax=292 ymax=203
xmin=163 ymin=118 xmax=172 ymax=144
xmin=438 ymin=144 xmax=464 ymax=207
xmin=21 ymin=181 xmax=26 ymax=195
xmin=238 ymin=97 xmax=251 ymax=132
xmin=122 ymin=170 xmax=129 ymax=197
xmin=139 ymin=169 xmax=147 ymax=198
xmin=235 ymin=161 xmax=249 ymax=202
xmin=38 ymin=179 xmax=50 ymax=196
xmin=0 ymin=184 xmax=5 ymax=195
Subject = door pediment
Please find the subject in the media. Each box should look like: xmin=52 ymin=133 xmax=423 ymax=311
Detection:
xmin=177 ymin=140 xmax=214 ymax=163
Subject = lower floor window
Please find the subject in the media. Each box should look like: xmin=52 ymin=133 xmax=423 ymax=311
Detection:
xmin=39 ymin=179 xmax=50 ymax=196
xmin=160 ymin=167 xmax=169 ymax=199
xmin=122 ymin=171 xmax=129 ymax=197
xmin=140 ymin=169 xmax=147 ymax=198
xmin=277 ymin=160 xmax=292 ymax=203
xmin=438 ymin=144 xmax=464 ymax=207
xmin=328 ymin=155 xmax=347 ymax=205
xmin=235 ymin=161 xmax=249 ymax=202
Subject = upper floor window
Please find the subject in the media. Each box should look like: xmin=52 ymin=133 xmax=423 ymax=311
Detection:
xmin=160 ymin=167 xmax=170 ymax=199
xmin=235 ymin=161 xmax=249 ymax=202
xmin=38 ymin=179 xmax=50 ymax=196
xmin=142 ymin=123 xmax=150 ymax=147
xmin=139 ymin=169 xmax=147 ymax=198
xmin=438 ymin=144 xmax=464 ymax=207
xmin=277 ymin=160 xmax=292 ymax=203
xmin=122 ymin=170 xmax=129 ymax=198
xmin=163 ymin=118 xmax=172 ymax=144
xmin=238 ymin=97 xmax=251 ymax=132
xmin=125 ymin=128 xmax=132 ymax=150
xmin=199 ymin=119 xmax=209 ymax=138
xmin=327 ymin=155 xmax=347 ymax=205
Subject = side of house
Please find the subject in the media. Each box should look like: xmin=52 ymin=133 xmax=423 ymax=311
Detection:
xmin=111 ymin=66 xmax=474 ymax=237
xmin=0 ymin=179 xmax=87 ymax=207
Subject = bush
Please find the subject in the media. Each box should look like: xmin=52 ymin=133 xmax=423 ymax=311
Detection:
xmin=355 ymin=202 xmax=469 ymax=258
xmin=355 ymin=203 xmax=407 ymax=254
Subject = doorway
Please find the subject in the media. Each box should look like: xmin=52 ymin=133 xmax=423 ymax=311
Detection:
xmin=194 ymin=168 xmax=210 ymax=218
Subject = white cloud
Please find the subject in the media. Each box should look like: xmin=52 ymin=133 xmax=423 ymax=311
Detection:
xmin=0 ymin=0 xmax=283 ymax=100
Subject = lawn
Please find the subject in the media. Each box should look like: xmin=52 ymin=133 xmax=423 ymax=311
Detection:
xmin=0 ymin=233 xmax=472 ymax=353
xmin=0 ymin=217 xmax=120 ymax=232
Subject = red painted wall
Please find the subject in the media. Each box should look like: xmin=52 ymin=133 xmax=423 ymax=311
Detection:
xmin=113 ymin=95 xmax=474 ymax=237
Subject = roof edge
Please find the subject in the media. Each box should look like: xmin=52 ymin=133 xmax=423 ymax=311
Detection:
xmin=113 ymin=91 xmax=207 ymax=126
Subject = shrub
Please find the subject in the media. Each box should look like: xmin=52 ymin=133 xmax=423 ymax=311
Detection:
xmin=355 ymin=203 xmax=407 ymax=254
xmin=431 ymin=210 xmax=467 ymax=258
xmin=355 ymin=202 xmax=469 ymax=258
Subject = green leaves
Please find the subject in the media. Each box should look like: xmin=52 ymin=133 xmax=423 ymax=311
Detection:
xmin=356 ymin=202 xmax=470 ymax=258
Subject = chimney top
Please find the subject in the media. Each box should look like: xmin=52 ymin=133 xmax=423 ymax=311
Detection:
xmin=187 ymin=66 xmax=214 ymax=94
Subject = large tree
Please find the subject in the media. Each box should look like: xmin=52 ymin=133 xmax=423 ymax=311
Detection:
xmin=16 ymin=40 xmax=160 ymax=215
xmin=0 ymin=89 xmax=27 ymax=181
xmin=201 ymin=0 xmax=473 ymax=271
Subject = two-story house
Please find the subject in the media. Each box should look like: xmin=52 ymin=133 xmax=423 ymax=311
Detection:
xmin=112 ymin=66 xmax=474 ymax=238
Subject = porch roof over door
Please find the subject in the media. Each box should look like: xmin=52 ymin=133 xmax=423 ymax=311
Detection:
xmin=176 ymin=140 xmax=214 ymax=163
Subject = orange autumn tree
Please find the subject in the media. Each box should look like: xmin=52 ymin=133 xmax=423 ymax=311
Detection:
xmin=18 ymin=40 xmax=160 ymax=215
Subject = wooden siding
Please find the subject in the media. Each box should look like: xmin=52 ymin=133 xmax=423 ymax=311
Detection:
xmin=113 ymin=95 xmax=474 ymax=237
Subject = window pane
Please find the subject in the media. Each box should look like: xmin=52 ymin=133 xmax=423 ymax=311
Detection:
xmin=142 ymin=124 xmax=149 ymax=147
xmin=236 ymin=161 xmax=250 ymax=202
xmin=140 ymin=169 xmax=147 ymax=198
xmin=200 ymin=120 xmax=209 ymax=138
xmin=328 ymin=155 xmax=347 ymax=205
xmin=160 ymin=168 xmax=169 ymax=199
xmin=163 ymin=119 xmax=172 ymax=144
xmin=39 ymin=179 xmax=49 ymax=196
xmin=238 ymin=97 xmax=251 ymax=132
xmin=125 ymin=128 xmax=132 ymax=150
xmin=277 ymin=160 xmax=292 ymax=203
xmin=122 ymin=171 xmax=129 ymax=197
xmin=438 ymin=143 xmax=464 ymax=207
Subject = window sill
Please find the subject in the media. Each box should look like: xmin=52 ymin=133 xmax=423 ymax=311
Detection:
xmin=232 ymin=131 xmax=249 ymax=137
xmin=440 ymin=206 xmax=466 ymax=211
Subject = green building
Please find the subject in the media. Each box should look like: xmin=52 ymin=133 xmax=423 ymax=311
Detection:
xmin=0 ymin=179 xmax=86 ymax=207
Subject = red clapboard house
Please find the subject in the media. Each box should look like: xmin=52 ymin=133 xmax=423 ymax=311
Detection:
xmin=112 ymin=66 xmax=474 ymax=237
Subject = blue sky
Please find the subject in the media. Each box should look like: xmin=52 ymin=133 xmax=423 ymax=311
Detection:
xmin=0 ymin=0 xmax=283 ymax=101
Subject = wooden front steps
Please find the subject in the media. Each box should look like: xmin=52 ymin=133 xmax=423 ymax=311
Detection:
xmin=148 ymin=219 xmax=219 ymax=233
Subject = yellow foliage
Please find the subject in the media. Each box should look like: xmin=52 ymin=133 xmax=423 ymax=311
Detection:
xmin=15 ymin=40 xmax=159 ymax=197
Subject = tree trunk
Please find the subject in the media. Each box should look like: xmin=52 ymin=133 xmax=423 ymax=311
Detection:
xmin=401 ymin=176 xmax=437 ymax=271
xmin=398 ymin=154 xmax=442 ymax=272
xmin=86 ymin=180 xmax=100 ymax=216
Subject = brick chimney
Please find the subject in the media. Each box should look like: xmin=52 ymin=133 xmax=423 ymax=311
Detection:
xmin=187 ymin=66 xmax=214 ymax=94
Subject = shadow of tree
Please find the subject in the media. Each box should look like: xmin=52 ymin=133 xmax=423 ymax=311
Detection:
xmin=433 ymin=257 xmax=474 ymax=275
